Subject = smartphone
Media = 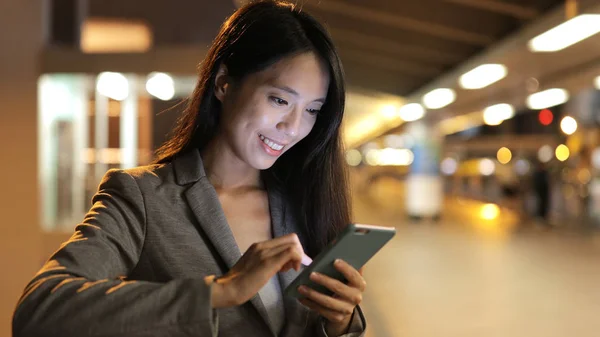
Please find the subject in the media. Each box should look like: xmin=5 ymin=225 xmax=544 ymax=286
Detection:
xmin=284 ymin=223 xmax=396 ymax=299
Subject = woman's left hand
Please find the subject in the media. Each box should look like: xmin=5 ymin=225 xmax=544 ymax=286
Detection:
xmin=297 ymin=259 xmax=366 ymax=336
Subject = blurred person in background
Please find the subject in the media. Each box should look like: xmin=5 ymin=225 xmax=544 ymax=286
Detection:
xmin=533 ymin=161 xmax=551 ymax=226
xmin=12 ymin=1 xmax=366 ymax=336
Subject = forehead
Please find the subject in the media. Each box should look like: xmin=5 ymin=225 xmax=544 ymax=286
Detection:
xmin=254 ymin=52 xmax=330 ymax=98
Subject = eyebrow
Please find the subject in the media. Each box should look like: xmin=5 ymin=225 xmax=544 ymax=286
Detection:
xmin=271 ymin=85 xmax=326 ymax=103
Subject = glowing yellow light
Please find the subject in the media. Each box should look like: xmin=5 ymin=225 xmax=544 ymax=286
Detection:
xmin=345 ymin=149 xmax=362 ymax=167
xmin=555 ymin=144 xmax=570 ymax=161
xmin=480 ymin=204 xmax=500 ymax=220
xmin=566 ymin=132 xmax=583 ymax=154
xmin=497 ymin=147 xmax=512 ymax=164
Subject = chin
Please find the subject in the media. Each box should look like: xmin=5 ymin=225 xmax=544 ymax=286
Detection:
xmin=255 ymin=160 xmax=277 ymax=170
xmin=246 ymin=156 xmax=277 ymax=170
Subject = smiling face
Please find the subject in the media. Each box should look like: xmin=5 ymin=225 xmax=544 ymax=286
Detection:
xmin=214 ymin=52 xmax=330 ymax=170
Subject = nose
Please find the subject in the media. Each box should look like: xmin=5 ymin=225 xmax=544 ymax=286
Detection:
xmin=276 ymin=107 xmax=302 ymax=137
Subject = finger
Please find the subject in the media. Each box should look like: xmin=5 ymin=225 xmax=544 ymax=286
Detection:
xmin=258 ymin=233 xmax=301 ymax=250
xmin=298 ymin=298 xmax=350 ymax=324
xmin=358 ymin=267 xmax=365 ymax=276
xmin=297 ymin=285 xmax=354 ymax=315
xmin=301 ymin=253 xmax=313 ymax=266
xmin=260 ymin=242 xmax=300 ymax=259
xmin=269 ymin=245 xmax=302 ymax=272
xmin=334 ymin=259 xmax=366 ymax=292
xmin=309 ymin=272 xmax=362 ymax=305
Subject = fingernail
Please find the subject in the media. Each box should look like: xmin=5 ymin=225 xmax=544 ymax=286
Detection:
xmin=298 ymin=285 xmax=307 ymax=293
xmin=310 ymin=272 xmax=319 ymax=279
xmin=335 ymin=259 xmax=342 ymax=265
xmin=301 ymin=254 xmax=313 ymax=266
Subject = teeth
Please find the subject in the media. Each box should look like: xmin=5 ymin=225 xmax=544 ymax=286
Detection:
xmin=259 ymin=134 xmax=284 ymax=151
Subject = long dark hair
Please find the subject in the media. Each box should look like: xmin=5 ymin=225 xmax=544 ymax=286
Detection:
xmin=155 ymin=0 xmax=350 ymax=257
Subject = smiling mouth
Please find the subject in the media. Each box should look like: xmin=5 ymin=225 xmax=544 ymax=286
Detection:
xmin=259 ymin=134 xmax=285 ymax=151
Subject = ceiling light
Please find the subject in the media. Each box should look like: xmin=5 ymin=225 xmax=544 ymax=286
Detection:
xmin=379 ymin=104 xmax=399 ymax=119
xmin=422 ymin=88 xmax=456 ymax=109
xmin=595 ymin=75 xmax=600 ymax=89
xmin=96 ymin=72 xmax=129 ymax=101
xmin=526 ymin=88 xmax=569 ymax=110
xmin=398 ymin=103 xmax=425 ymax=122
xmin=81 ymin=19 xmax=152 ymax=53
xmin=528 ymin=14 xmax=600 ymax=52
xmin=483 ymin=103 xmax=514 ymax=126
xmin=459 ymin=64 xmax=507 ymax=89
xmin=146 ymin=72 xmax=175 ymax=101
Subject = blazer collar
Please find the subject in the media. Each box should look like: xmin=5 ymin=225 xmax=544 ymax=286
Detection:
xmin=173 ymin=149 xmax=207 ymax=185
xmin=175 ymin=149 xmax=310 ymax=336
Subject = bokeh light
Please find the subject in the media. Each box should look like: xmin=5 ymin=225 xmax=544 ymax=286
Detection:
xmin=479 ymin=158 xmax=496 ymax=176
xmin=146 ymin=72 xmax=175 ymax=101
xmin=345 ymin=149 xmax=362 ymax=166
xmin=96 ymin=72 xmax=129 ymax=101
xmin=578 ymin=169 xmax=591 ymax=184
xmin=441 ymin=157 xmax=458 ymax=175
xmin=515 ymin=159 xmax=530 ymax=176
xmin=555 ymin=144 xmax=570 ymax=162
xmin=480 ymin=203 xmax=500 ymax=220
xmin=497 ymin=147 xmax=512 ymax=164
xmin=592 ymin=147 xmax=600 ymax=169
xmin=538 ymin=145 xmax=554 ymax=163
xmin=365 ymin=149 xmax=380 ymax=166
xmin=538 ymin=109 xmax=553 ymax=125
xmin=560 ymin=116 xmax=578 ymax=135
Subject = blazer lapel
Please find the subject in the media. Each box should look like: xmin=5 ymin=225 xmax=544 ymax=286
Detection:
xmin=266 ymin=181 xmax=311 ymax=336
xmin=175 ymin=150 xmax=273 ymax=334
xmin=184 ymin=179 xmax=241 ymax=270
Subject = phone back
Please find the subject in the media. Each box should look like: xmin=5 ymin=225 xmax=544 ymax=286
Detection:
xmin=284 ymin=223 xmax=395 ymax=299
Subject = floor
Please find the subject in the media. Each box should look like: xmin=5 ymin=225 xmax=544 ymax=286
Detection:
xmin=355 ymin=177 xmax=600 ymax=337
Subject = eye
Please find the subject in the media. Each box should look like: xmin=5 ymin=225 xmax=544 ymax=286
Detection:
xmin=269 ymin=96 xmax=288 ymax=106
xmin=306 ymin=108 xmax=320 ymax=116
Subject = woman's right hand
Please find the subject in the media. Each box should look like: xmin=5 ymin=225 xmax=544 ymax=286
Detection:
xmin=208 ymin=233 xmax=307 ymax=308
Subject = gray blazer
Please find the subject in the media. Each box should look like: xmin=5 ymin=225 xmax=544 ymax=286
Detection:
xmin=13 ymin=149 xmax=366 ymax=337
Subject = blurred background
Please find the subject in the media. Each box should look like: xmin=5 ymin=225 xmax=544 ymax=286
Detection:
xmin=2 ymin=0 xmax=600 ymax=336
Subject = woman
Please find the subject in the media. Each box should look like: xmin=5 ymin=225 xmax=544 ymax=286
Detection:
xmin=13 ymin=1 xmax=367 ymax=336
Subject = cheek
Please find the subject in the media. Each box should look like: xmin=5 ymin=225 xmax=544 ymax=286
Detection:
xmin=244 ymin=98 xmax=278 ymax=130
xmin=298 ymin=117 xmax=317 ymax=140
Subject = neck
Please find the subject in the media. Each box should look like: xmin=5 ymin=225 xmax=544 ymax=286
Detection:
xmin=201 ymin=136 xmax=262 ymax=190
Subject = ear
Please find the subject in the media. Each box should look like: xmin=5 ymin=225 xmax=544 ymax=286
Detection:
xmin=214 ymin=64 xmax=229 ymax=103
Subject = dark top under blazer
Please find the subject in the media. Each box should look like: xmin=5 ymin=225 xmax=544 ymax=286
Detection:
xmin=12 ymin=149 xmax=366 ymax=337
